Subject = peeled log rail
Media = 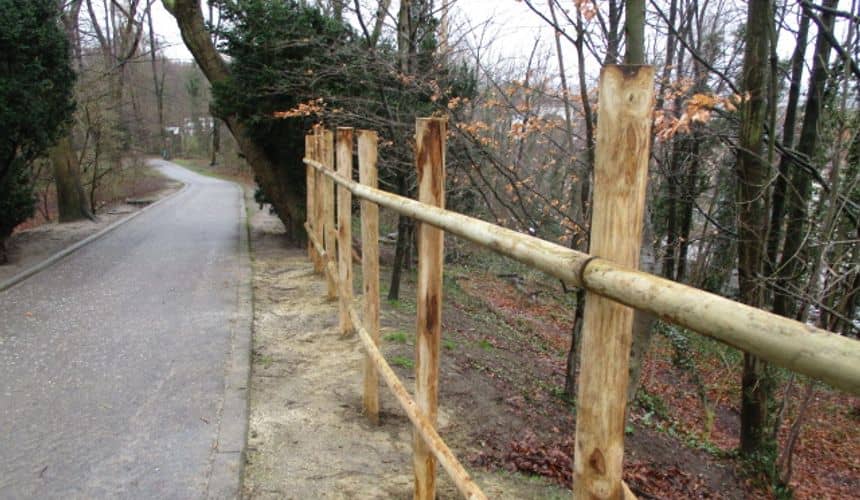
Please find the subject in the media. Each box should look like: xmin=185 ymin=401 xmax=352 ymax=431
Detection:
xmin=303 ymin=157 xmax=860 ymax=396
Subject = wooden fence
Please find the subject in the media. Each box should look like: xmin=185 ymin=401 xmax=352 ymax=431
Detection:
xmin=301 ymin=65 xmax=860 ymax=500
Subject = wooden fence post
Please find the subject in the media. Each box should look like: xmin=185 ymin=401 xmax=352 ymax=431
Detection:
xmin=306 ymin=134 xmax=318 ymax=266
xmin=322 ymin=129 xmax=338 ymax=300
xmin=573 ymin=65 xmax=655 ymax=499
xmin=336 ymin=128 xmax=354 ymax=335
xmin=358 ymin=130 xmax=380 ymax=424
xmin=313 ymin=127 xmax=325 ymax=274
xmin=413 ymin=117 xmax=446 ymax=500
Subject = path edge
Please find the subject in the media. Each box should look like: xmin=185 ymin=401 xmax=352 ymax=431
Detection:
xmin=0 ymin=182 xmax=189 ymax=293
xmin=207 ymin=183 xmax=253 ymax=499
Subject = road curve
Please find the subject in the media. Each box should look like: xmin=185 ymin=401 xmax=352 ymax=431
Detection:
xmin=0 ymin=161 xmax=251 ymax=499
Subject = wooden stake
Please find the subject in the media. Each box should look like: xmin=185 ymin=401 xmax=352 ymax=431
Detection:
xmin=313 ymin=128 xmax=325 ymax=274
xmin=306 ymin=134 xmax=318 ymax=266
xmin=336 ymin=128 xmax=354 ymax=335
xmin=322 ymin=129 xmax=337 ymax=300
xmin=412 ymin=117 xmax=446 ymax=500
xmin=358 ymin=130 xmax=381 ymax=424
xmin=573 ymin=65 xmax=655 ymax=499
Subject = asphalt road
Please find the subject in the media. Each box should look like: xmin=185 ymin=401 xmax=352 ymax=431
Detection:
xmin=0 ymin=161 xmax=251 ymax=499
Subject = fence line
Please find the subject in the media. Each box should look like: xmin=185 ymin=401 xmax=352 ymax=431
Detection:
xmin=301 ymin=64 xmax=860 ymax=499
xmin=304 ymin=125 xmax=489 ymax=500
xmin=304 ymin=154 xmax=860 ymax=396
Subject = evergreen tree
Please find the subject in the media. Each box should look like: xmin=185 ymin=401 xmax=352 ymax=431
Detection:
xmin=0 ymin=0 xmax=75 ymax=262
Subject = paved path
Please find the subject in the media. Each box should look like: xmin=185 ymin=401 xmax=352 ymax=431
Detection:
xmin=0 ymin=161 xmax=251 ymax=499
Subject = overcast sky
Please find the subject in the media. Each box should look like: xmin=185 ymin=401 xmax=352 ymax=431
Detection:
xmin=148 ymin=0 xmax=856 ymax=84
xmin=148 ymin=0 xmax=552 ymax=63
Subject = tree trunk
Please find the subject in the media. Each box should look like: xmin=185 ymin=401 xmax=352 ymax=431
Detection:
xmin=676 ymin=135 xmax=699 ymax=282
xmin=386 ymin=0 xmax=418 ymax=299
xmin=563 ymin=289 xmax=585 ymax=398
xmin=604 ymin=0 xmax=622 ymax=64
xmin=388 ymin=213 xmax=410 ymax=301
xmin=624 ymin=0 xmax=645 ymax=64
xmin=164 ymin=0 xmax=306 ymax=240
xmin=662 ymin=31 xmax=687 ymax=281
xmin=562 ymin=7 xmax=596 ymax=397
xmin=55 ymin=0 xmax=92 ymax=222
xmin=736 ymin=0 xmax=772 ymax=456
xmin=147 ymin=5 xmax=167 ymax=156
xmin=51 ymin=136 xmax=94 ymax=222
xmin=210 ymin=118 xmax=220 ymax=166
xmin=766 ymin=10 xmax=807 ymax=277
xmin=0 ymin=237 xmax=8 ymax=265
xmin=773 ymin=0 xmax=836 ymax=319
xmin=663 ymin=151 xmax=680 ymax=279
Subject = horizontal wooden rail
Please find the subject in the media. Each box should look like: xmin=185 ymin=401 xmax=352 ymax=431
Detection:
xmin=304 ymin=157 xmax=860 ymax=396
xmin=304 ymin=159 xmax=591 ymax=286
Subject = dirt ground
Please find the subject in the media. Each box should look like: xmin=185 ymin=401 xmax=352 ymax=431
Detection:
xmin=243 ymin=199 xmax=854 ymax=499
xmin=0 ymin=170 xmax=179 ymax=284
xmin=242 ymin=204 xmax=568 ymax=499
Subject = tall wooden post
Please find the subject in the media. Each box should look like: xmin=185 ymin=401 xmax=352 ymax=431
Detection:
xmin=313 ymin=127 xmax=325 ymax=274
xmin=573 ymin=65 xmax=655 ymax=499
xmin=412 ymin=117 xmax=446 ymax=500
xmin=322 ymin=129 xmax=338 ymax=300
xmin=336 ymin=128 xmax=354 ymax=334
xmin=358 ymin=130 xmax=381 ymax=424
xmin=306 ymin=134 xmax=318 ymax=266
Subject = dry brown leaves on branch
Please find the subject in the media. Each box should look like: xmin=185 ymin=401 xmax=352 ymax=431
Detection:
xmin=654 ymin=93 xmax=747 ymax=141
xmin=272 ymin=98 xmax=327 ymax=118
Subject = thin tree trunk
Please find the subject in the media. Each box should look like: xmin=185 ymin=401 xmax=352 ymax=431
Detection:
xmin=54 ymin=0 xmax=92 ymax=222
xmin=388 ymin=213 xmax=409 ymax=301
xmin=147 ymin=5 xmax=166 ymax=156
xmin=564 ymin=289 xmax=585 ymax=397
xmin=676 ymin=135 xmax=699 ymax=281
xmin=562 ymin=7 xmax=597 ymax=398
xmin=773 ymin=0 xmax=837 ymax=319
xmin=51 ymin=137 xmax=94 ymax=222
xmin=387 ymin=0 xmax=417 ymax=300
xmin=604 ymin=0 xmax=622 ymax=64
xmin=211 ymin=119 xmax=220 ymax=166
xmin=766 ymin=11 xmax=808 ymax=277
xmin=736 ymin=0 xmax=773 ymax=456
xmin=624 ymin=0 xmax=645 ymax=64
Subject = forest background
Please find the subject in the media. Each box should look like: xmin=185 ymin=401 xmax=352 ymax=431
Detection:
xmin=2 ymin=0 xmax=859 ymax=497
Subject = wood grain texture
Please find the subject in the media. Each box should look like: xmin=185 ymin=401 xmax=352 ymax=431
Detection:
xmin=358 ymin=130 xmax=381 ymax=424
xmin=322 ymin=129 xmax=337 ymax=300
xmin=412 ymin=118 xmax=446 ymax=500
xmin=573 ymin=64 xmax=655 ymax=500
xmin=336 ymin=128 xmax=354 ymax=335
xmin=312 ymin=129 xmax=325 ymax=274
xmin=305 ymin=135 xmax=318 ymax=267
